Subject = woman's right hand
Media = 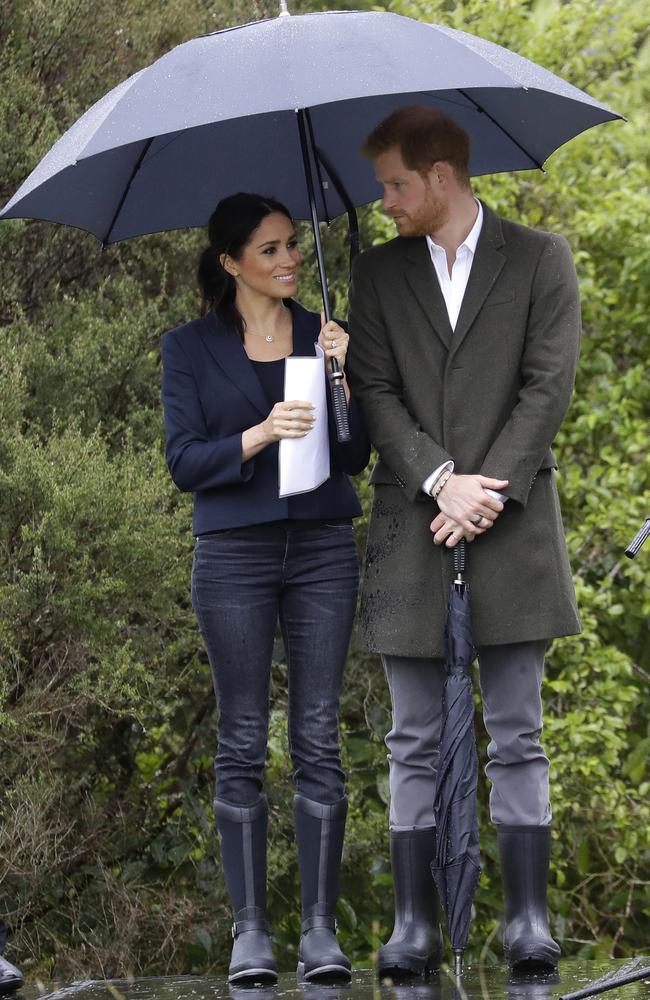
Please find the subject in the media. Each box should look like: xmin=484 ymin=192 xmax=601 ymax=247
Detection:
xmin=242 ymin=400 xmax=315 ymax=461
xmin=260 ymin=400 xmax=315 ymax=442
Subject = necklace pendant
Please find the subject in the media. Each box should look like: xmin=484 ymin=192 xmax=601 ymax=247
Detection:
xmin=265 ymin=334 xmax=274 ymax=342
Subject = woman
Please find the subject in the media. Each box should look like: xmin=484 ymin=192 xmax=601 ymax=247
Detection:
xmin=161 ymin=193 xmax=369 ymax=984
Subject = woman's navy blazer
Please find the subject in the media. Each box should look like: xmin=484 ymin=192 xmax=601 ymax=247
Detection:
xmin=161 ymin=300 xmax=370 ymax=535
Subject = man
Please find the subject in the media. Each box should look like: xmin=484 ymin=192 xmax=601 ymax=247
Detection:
xmin=347 ymin=106 xmax=581 ymax=977
xmin=0 ymin=919 xmax=22 ymax=995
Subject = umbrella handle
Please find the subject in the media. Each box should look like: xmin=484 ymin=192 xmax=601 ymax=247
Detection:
xmin=625 ymin=516 xmax=650 ymax=558
xmin=453 ymin=538 xmax=467 ymax=580
xmin=297 ymin=109 xmax=351 ymax=443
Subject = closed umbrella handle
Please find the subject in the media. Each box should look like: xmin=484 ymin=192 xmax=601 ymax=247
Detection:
xmin=453 ymin=538 xmax=467 ymax=580
xmin=624 ymin=516 xmax=650 ymax=558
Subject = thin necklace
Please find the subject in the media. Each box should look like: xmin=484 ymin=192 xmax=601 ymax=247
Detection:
xmin=244 ymin=318 xmax=290 ymax=344
xmin=262 ymin=332 xmax=276 ymax=343
xmin=245 ymin=330 xmax=278 ymax=343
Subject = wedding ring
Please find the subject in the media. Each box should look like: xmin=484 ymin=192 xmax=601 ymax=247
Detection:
xmin=472 ymin=515 xmax=484 ymax=526
xmin=331 ymin=339 xmax=337 ymax=347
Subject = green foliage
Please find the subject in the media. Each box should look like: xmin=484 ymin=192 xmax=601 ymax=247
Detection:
xmin=1 ymin=0 xmax=649 ymax=984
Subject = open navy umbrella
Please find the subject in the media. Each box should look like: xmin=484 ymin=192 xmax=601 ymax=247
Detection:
xmin=431 ymin=539 xmax=481 ymax=976
xmin=0 ymin=6 xmax=623 ymax=439
xmin=0 ymin=8 xmax=622 ymax=241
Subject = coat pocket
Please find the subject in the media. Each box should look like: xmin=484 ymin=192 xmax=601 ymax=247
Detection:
xmin=484 ymin=289 xmax=516 ymax=307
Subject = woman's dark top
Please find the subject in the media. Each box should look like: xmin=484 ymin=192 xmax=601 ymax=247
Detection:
xmin=249 ymin=357 xmax=285 ymax=407
xmin=161 ymin=300 xmax=370 ymax=535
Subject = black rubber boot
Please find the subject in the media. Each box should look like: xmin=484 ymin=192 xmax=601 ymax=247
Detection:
xmin=294 ymin=794 xmax=352 ymax=983
xmin=214 ymin=797 xmax=277 ymax=984
xmin=498 ymin=825 xmax=561 ymax=973
xmin=378 ymin=827 xmax=443 ymax=979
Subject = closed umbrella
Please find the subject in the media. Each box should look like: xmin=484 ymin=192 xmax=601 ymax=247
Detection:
xmin=431 ymin=539 xmax=481 ymax=976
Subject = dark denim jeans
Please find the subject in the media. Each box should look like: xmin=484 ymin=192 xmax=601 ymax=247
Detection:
xmin=191 ymin=520 xmax=359 ymax=807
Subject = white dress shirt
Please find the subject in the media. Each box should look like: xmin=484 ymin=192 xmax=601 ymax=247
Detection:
xmin=427 ymin=198 xmax=483 ymax=332
xmin=420 ymin=200 xmax=507 ymax=503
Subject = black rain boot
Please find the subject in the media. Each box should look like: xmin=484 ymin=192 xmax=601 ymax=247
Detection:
xmin=294 ymin=794 xmax=352 ymax=983
xmin=378 ymin=828 xmax=443 ymax=979
xmin=498 ymin=825 xmax=561 ymax=973
xmin=214 ymin=796 xmax=277 ymax=984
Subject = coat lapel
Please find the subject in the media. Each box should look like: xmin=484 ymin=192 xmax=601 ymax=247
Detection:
xmin=404 ymin=238 xmax=453 ymax=349
xmin=199 ymin=312 xmax=270 ymax=417
xmin=289 ymin=300 xmax=320 ymax=356
xmin=450 ymin=203 xmax=506 ymax=357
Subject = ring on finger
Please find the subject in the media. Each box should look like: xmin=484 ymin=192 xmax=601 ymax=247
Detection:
xmin=472 ymin=514 xmax=484 ymax=526
xmin=331 ymin=339 xmax=337 ymax=347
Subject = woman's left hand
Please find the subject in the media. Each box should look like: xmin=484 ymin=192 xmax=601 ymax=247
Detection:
xmin=318 ymin=314 xmax=349 ymax=373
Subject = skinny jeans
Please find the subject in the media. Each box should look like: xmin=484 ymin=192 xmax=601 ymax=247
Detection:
xmin=191 ymin=520 xmax=359 ymax=806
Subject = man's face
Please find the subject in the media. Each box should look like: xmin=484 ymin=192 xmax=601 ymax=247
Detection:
xmin=373 ymin=146 xmax=448 ymax=237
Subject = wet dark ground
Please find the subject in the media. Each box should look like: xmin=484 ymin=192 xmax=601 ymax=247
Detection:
xmin=28 ymin=962 xmax=650 ymax=1000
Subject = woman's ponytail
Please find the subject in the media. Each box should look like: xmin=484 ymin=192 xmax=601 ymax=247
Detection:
xmin=198 ymin=246 xmax=236 ymax=320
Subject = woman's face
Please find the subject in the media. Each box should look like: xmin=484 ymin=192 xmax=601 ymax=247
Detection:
xmin=228 ymin=212 xmax=301 ymax=301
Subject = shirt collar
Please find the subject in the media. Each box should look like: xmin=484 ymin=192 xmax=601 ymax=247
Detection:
xmin=426 ymin=198 xmax=483 ymax=259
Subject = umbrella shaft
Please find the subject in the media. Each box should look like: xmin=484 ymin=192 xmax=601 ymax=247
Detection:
xmin=560 ymin=967 xmax=650 ymax=1000
xmin=297 ymin=108 xmax=350 ymax=443
xmin=297 ymin=108 xmax=333 ymax=326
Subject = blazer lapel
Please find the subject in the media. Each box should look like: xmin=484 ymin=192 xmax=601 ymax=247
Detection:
xmin=199 ymin=312 xmax=270 ymax=417
xmin=451 ymin=203 xmax=506 ymax=357
xmin=289 ymin=300 xmax=319 ymax=357
xmin=404 ymin=238 xmax=453 ymax=350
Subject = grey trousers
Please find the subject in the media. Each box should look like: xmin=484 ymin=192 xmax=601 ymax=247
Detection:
xmin=382 ymin=641 xmax=552 ymax=830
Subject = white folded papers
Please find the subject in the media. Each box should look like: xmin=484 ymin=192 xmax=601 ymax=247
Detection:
xmin=279 ymin=345 xmax=330 ymax=497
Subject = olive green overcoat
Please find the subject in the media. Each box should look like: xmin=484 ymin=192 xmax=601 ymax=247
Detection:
xmin=347 ymin=202 xmax=581 ymax=658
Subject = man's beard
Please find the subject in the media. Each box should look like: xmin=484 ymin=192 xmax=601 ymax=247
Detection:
xmin=397 ymin=183 xmax=449 ymax=237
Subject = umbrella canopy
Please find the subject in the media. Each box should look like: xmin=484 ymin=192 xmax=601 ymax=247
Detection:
xmin=431 ymin=540 xmax=481 ymax=975
xmin=0 ymin=9 xmax=622 ymax=244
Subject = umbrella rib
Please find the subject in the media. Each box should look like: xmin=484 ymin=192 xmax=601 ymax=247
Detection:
xmin=101 ymin=137 xmax=154 ymax=246
xmin=457 ymin=89 xmax=546 ymax=170
xmin=313 ymin=147 xmax=360 ymax=275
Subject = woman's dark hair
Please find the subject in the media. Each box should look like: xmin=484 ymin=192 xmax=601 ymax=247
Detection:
xmin=198 ymin=192 xmax=293 ymax=337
